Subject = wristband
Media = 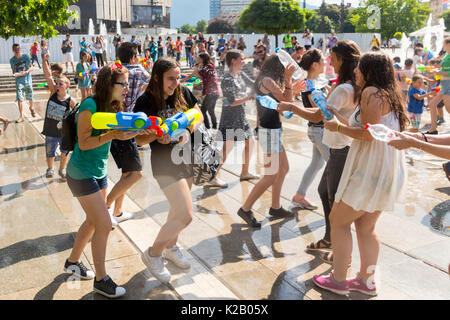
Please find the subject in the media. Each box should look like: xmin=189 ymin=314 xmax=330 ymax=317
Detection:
xmin=285 ymin=87 xmax=293 ymax=90
xmin=336 ymin=123 xmax=340 ymax=132
xmin=421 ymin=132 xmax=428 ymax=142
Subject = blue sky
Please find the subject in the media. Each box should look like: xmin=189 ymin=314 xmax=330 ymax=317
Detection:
xmin=171 ymin=0 xmax=362 ymax=29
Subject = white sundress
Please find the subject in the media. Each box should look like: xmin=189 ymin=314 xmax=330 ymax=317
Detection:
xmin=335 ymin=106 xmax=407 ymax=213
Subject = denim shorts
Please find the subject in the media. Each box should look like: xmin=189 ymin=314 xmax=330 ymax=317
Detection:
xmin=45 ymin=136 xmax=69 ymax=158
xmin=258 ymin=127 xmax=283 ymax=154
xmin=440 ymin=79 xmax=450 ymax=95
xmin=16 ymin=82 xmax=34 ymax=102
xmin=67 ymin=174 xmax=108 ymax=197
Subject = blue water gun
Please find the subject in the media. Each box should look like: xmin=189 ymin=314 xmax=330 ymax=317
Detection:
xmin=159 ymin=109 xmax=202 ymax=139
xmin=91 ymin=112 xmax=163 ymax=132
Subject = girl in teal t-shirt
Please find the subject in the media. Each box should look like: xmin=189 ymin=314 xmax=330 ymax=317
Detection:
xmin=65 ymin=65 xmax=145 ymax=299
xmin=76 ymin=51 xmax=92 ymax=100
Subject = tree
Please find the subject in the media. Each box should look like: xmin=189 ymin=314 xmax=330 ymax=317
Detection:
xmin=238 ymin=0 xmax=305 ymax=47
xmin=442 ymin=10 xmax=450 ymax=31
xmin=0 ymin=0 xmax=77 ymax=39
xmin=179 ymin=24 xmax=196 ymax=34
xmin=349 ymin=0 xmax=430 ymax=39
xmin=196 ymin=20 xmax=207 ymax=33
xmin=207 ymin=19 xmax=235 ymax=34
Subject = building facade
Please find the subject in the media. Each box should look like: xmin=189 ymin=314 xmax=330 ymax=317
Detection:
xmin=219 ymin=0 xmax=252 ymax=14
xmin=210 ymin=0 xmax=222 ymax=19
xmin=61 ymin=0 xmax=171 ymax=34
xmin=131 ymin=0 xmax=172 ymax=28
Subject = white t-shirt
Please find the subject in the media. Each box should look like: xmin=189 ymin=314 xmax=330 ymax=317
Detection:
xmin=398 ymin=68 xmax=415 ymax=91
xmin=95 ymin=42 xmax=103 ymax=54
xmin=412 ymin=55 xmax=421 ymax=70
xmin=322 ymin=83 xmax=357 ymax=149
xmin=303 ymin=34 xmax=312 ymax=46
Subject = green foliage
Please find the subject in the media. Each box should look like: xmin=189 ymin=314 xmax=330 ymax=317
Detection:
xmin=0 ymin=0 xmax=77 ymax=39
xmin=442 ymin=10 xmax=450 ymax=31
xmin=196 ymin=20 xmax=207 ymax=33
xmin=349 ymin=0 xmax=430 ymax=39
xmin=239 ymin=0 xmax=305 ymax=47
xmin=207 ymin=19 xmax=235 ymax=34
xmin=179 ymin=24 xmax=197 ymax=34
xmin=303 ymin=4 xmax=354 ymax=33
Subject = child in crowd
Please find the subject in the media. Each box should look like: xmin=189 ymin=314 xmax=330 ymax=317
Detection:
xmin=41 ymin=75 xmax=77 ymax=179
xmin=413 ymin=47 xmax=423 ymax=70
xmin=408 ymin=75 xmax=435 ymax=132
xmin=398 ymin=58 xmax=415 ymax=103
xmin=43 ymin=53 xmax=65 ymax=95
xmin=76 ymin=51 xmax=92 ymax=100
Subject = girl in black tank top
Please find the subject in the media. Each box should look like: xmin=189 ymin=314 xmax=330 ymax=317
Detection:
xmin=238 ymin=54 xmax=305 ymax=227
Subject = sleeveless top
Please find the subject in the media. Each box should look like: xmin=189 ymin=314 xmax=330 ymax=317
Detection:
xmin=42 ymin=93 xmax=71 ymax=138
xmin=256 ymin=81 xmax=282 ymax=129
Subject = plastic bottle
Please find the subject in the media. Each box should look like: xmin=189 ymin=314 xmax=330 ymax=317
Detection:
xmin=257 ymin=95 xmax=293 ymax=119
xmin=310 ymin=89 xmax=333 ymax=120
xmin=365 ymin=123 xmax=397 ymax=142
xmin=275 ymin=48 xmax=306 ymax=83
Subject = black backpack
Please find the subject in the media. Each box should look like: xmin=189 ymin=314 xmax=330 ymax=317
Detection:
xmin=61 ymin=102 xmax=80 ymax=151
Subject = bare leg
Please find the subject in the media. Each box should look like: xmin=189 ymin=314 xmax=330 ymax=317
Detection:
xmin=216 ymin=140 xmax=235 ymax=175
xmin=270 ymin=148 xmax=289 ymax=209
xmin=428 ymin=94 xmax=441 ymax=132
xmin=329 ymin=201 xmax=365 ymax=282
xmin=17 ymin=100 xmax=24 ymax=121
xmin=241 ymin=152 xmax=279 ymax=211
xmin=149 ymin=178 xmax=194 ymax=256
xmin=106 ymin=171 xmax=143 ymax=216
xmin=241 ymin=137 xmax=255 ymax=176
xmin=59 ymin=153 xmax=69 ymax=170
xmin=354 ymin=211 xmax=382 ymax=281
xmin=68 ymin=189 xmax=111 ymax=280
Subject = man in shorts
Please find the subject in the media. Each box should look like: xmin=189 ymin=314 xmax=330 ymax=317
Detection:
xmin=61 ymin=34 xmax=75 ymax=74
xmin=106 ymin=42 xmax=150 ymax=226
xmin=10 ymin=44 xmax=36 ymax=122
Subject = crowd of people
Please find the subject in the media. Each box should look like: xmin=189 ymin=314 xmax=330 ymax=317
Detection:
xmin=2 ymin=30 xmax=449 ymax=299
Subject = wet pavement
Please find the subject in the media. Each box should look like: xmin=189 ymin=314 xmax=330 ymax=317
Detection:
xmin=0 ymin=92 xmax=449 ymax=300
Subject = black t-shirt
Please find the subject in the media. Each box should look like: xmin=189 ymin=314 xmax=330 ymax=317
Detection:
xmin=42 ymin=93 xmax=71 ymax=137
xmin=255 ymin=82 xmax=282 ymax=129
xmin=301 ymin=90 xmax=324 ymax=127
xmin=133 ymin=86 xmax=198 ymax=176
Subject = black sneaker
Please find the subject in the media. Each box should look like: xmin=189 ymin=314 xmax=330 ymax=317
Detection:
xmin=237 ymin=208 xmax=261 ymax=228
xmin=269 ymin=206 xmax=294 ymax=218
xmin=93 ymin=276 xmax=126 ymax=299
xmin=64 ymin=259 xmax=95 ymax=280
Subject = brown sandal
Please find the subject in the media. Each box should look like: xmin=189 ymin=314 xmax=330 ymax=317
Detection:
xmin=319 ymin=251 xmax=352 ymax=267
xmin=306 ymin=239 xmax=332 ymax=251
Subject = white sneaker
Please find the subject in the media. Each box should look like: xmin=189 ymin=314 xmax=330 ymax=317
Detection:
xmin=141 ymin=248 xmax=171 ymax=284
xmin=209 ymin=177 xmax=228 ymax=188
xmin=108 ymin=208 xmax=118 ymax=227
xmin=163 ymin=245 xmax=191 ymax=269
xmin=114 ymin=211 xmax=135 ymax=223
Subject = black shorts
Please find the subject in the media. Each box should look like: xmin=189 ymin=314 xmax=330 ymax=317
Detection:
xmin=153 ymin=166 xmax=194 ymax=190
xmin=110 ymin=138 xmax=143 ymax=173
xmin=67 ymin=175 xmax=108 ymax=197
xmin=437 ymin=100 xmax=444 ymax=109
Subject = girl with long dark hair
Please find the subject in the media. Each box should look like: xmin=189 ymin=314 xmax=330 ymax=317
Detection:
xmin=280 ymin=40 xmax=361 ymax=256
xmin=134 ymin=57 xmax=204 ymax=284
xmin=238 ymin=54 xmax=305 ymax=227
xmin=312 ymin=52 xmax=408 ymax=296
xmin=65 ymin=65 xmax=143 ymax=298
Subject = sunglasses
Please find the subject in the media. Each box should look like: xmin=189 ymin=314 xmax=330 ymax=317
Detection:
xmin=256 ymin=50 xmax=265 ymax=54
xmin=114 ymin=82 xmax=129 ymax=88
